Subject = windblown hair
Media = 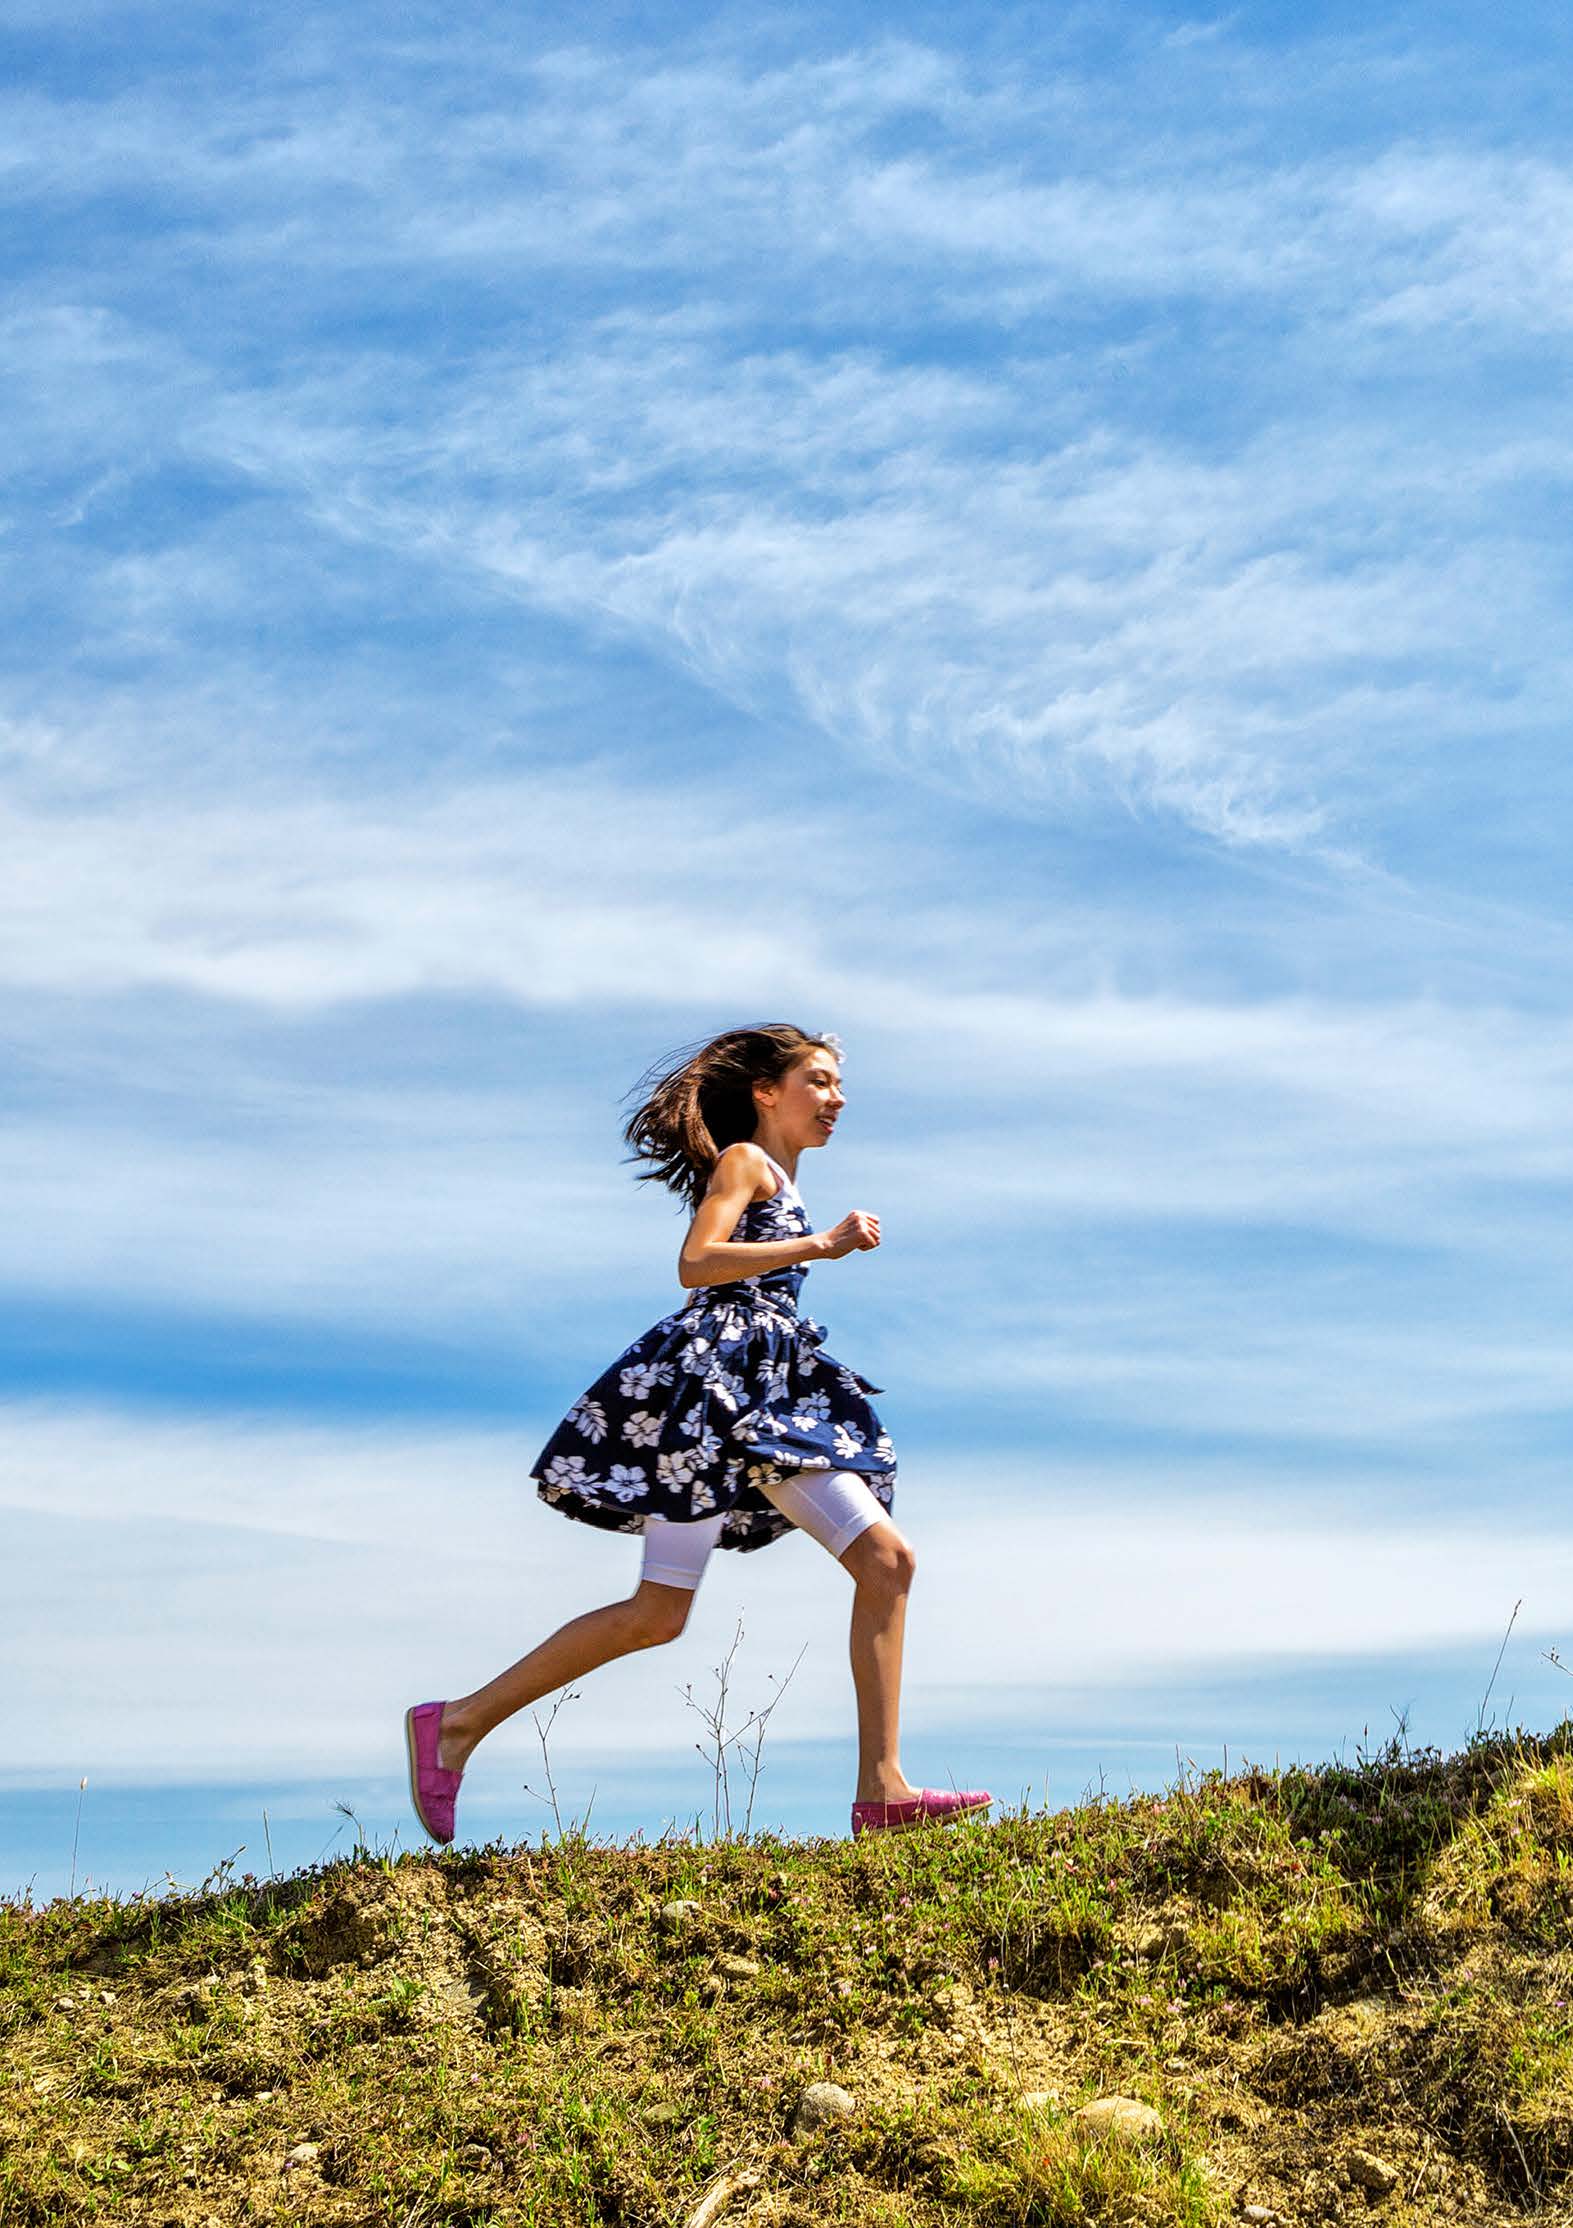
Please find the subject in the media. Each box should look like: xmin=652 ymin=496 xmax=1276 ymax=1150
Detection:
xmin=624 ymin=1024 xmax=838 ymax=1210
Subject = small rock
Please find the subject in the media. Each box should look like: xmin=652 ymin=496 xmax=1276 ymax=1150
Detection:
xmin=717 ymin=1954 xmax=761 ymax=1980
xmin=1136 ymin=1922 xmax=1187 ymax=1959
xmin=1345 ymin=2148 xmax=1398 ymax=2198
xmin=1074 ymin=2096 xmax=1165 ymax=2145
xmin=658 ymin=1899 xmax=702 ymax=1929
xmin=281 ymin=2141 xmax=319 ymax=2171
xmin=459 ymin=2144 xmax=493 ymax=2169
xmin=792 ymin=2081 xmax=858 ymax=2136
xmin=1163 ymin=2055 xmax=1187 ymax=2072
xmin=1242 ymin=2208 xmax=1278 ymax=2224
xmin=1020 ymin=2089 xmax=1060 ymax=2111
xmin=253 ymin=2090 xmax=274 ymax=2105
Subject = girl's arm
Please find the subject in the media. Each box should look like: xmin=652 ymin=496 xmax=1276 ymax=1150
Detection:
xmin=678 ymin=1142 xmax=880 ymax=1290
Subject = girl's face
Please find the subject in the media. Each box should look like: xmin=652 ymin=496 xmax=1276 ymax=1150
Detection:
xmin=754 ymin=1045 xmax=845 ymax=1150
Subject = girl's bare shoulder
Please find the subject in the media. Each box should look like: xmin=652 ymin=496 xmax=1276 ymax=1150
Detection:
xmin=709 ymin=1140 xmax=774 ymax=1197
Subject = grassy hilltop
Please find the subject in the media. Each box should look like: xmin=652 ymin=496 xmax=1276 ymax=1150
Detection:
xmin=5 ymin=1730 xmax=1573 ymax=2227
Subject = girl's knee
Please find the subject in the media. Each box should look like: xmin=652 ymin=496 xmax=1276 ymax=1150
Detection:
xmin=626 ymin=1583 xmax=694 ymax=1648
xmin=849 ymin=1522 xmax=916 ymax=1595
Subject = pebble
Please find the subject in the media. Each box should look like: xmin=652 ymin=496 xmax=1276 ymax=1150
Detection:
xmin=1074 ymin=2096 xmax=1165 ymax=2145
xmin=716 ymin=1954 xmax=761 ymax=1980
xmin=281 ymin=2142 xmax=319 ymax=2170
xmin=1345 ymin=2148 xmax=1398 ymax=2197
xmin=792 ymin=2081 xmax=858 ymax=2136
xmin=1136 ymin=1922 xmax=1187 ymax=1959
xmin=1242 ymin=2208 xmax=1278 ymax=2224
xmin=658 ymin=1900 xmax=702 ymax=1929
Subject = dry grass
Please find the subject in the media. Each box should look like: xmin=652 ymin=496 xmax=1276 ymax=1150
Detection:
xmin=5 ymin=1727 xmax=1573 ymax=2225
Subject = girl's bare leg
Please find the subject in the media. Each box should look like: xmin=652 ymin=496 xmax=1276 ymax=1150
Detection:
xmin=840 ymin=1522 xmax=923 ymax=1804
xmin=436 ymin=1582 xmax=692 ymax=1773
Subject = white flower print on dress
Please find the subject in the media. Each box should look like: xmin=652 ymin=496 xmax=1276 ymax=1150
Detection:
xmin=833 ymin=1422 xmax=865 ymax=1461
xmin=657 ymin=1447 xmax=698 ymax=1489
xmin=568 ymin=1396 xmax=607 ymax=1443
xmin=543 ymin=1453 xmax=592 ymax=1490
xmin=703 ymin=1367 xmax=745 ymax=1412
xmin=605 ymin=1464 xmax=649 ymax=1503
xmin=677 ymin=1404 xmax=709 ymax=1438
xmin=791 ymin=1390 xmax=832 ymax=1430
xmin=689 ymin=1476 xmax=718 ymax=1513
xmin=625 ymin=1410 xmax=662 ymax=1448
xmin=677 ymin=1338 xmax=712 ymax=1374
xmin=618 ymin=1360 xmax=673 ymax=1400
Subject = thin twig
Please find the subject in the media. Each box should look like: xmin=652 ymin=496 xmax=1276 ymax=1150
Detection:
xmin=522 ymin=1685 xmax=581 ymax=1839
xmin=68 ymin=1777 xmax=87 ymax=1899
xmin=682 ymin=1620 xmax=804 ymax=1840
xmin=1477 ymin=1600 xmax=1522 ymax=1733
xmin=743 ymin=1646 xmax=806 ymax=1835
xmin=685 ymin=2164 xmax=760 ymax=2228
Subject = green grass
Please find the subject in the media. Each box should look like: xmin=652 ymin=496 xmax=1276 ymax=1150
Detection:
xmin=5 ymin=1727 xmax=1573 ymax=2225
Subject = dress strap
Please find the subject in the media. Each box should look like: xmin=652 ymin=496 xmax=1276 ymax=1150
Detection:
xmin=758 ymin=1150 xmax=797 ymax=1199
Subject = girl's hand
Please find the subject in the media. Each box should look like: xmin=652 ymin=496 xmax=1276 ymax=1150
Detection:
xmin=817 ymin=1210 xmax=881 ymax=1260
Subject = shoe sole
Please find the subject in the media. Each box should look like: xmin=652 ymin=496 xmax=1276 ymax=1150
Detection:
xmin=853 ymin=1796 xmax=992 ymax=1837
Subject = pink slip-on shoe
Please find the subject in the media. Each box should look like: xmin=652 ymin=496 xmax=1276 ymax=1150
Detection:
xmin=405 ymin=1702 xmax=462 ymax=1846
xmin=851 ymin=1788 xmax=993 ymax=1837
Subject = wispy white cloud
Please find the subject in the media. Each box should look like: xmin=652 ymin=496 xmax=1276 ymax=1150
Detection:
xmin=7 ymin=28 xmax=1573 ymax=849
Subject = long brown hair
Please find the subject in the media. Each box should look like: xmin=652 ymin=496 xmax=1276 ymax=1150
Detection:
xmin=624 ymin=1024 xmax=837 ymax=1209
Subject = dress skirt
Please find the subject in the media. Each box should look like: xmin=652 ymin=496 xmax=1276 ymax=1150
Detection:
xmin=531 ymin=1278 xmax=896 ymax=1554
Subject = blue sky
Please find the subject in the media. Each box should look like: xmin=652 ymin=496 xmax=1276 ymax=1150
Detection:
xmin=5 ymin=0 xmax=1573 ymax=1898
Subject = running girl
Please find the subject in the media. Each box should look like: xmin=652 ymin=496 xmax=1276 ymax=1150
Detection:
xmin=405 ymin=1024 xmax=990 ymax=1842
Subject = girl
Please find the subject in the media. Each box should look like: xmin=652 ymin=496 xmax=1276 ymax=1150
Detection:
xmin=405 ymin=1024 xmax=990 ymax=1843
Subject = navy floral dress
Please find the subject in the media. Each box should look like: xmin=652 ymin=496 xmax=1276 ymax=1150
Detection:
xmin=531 ymin=1158 xmax=896 ymax=1552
